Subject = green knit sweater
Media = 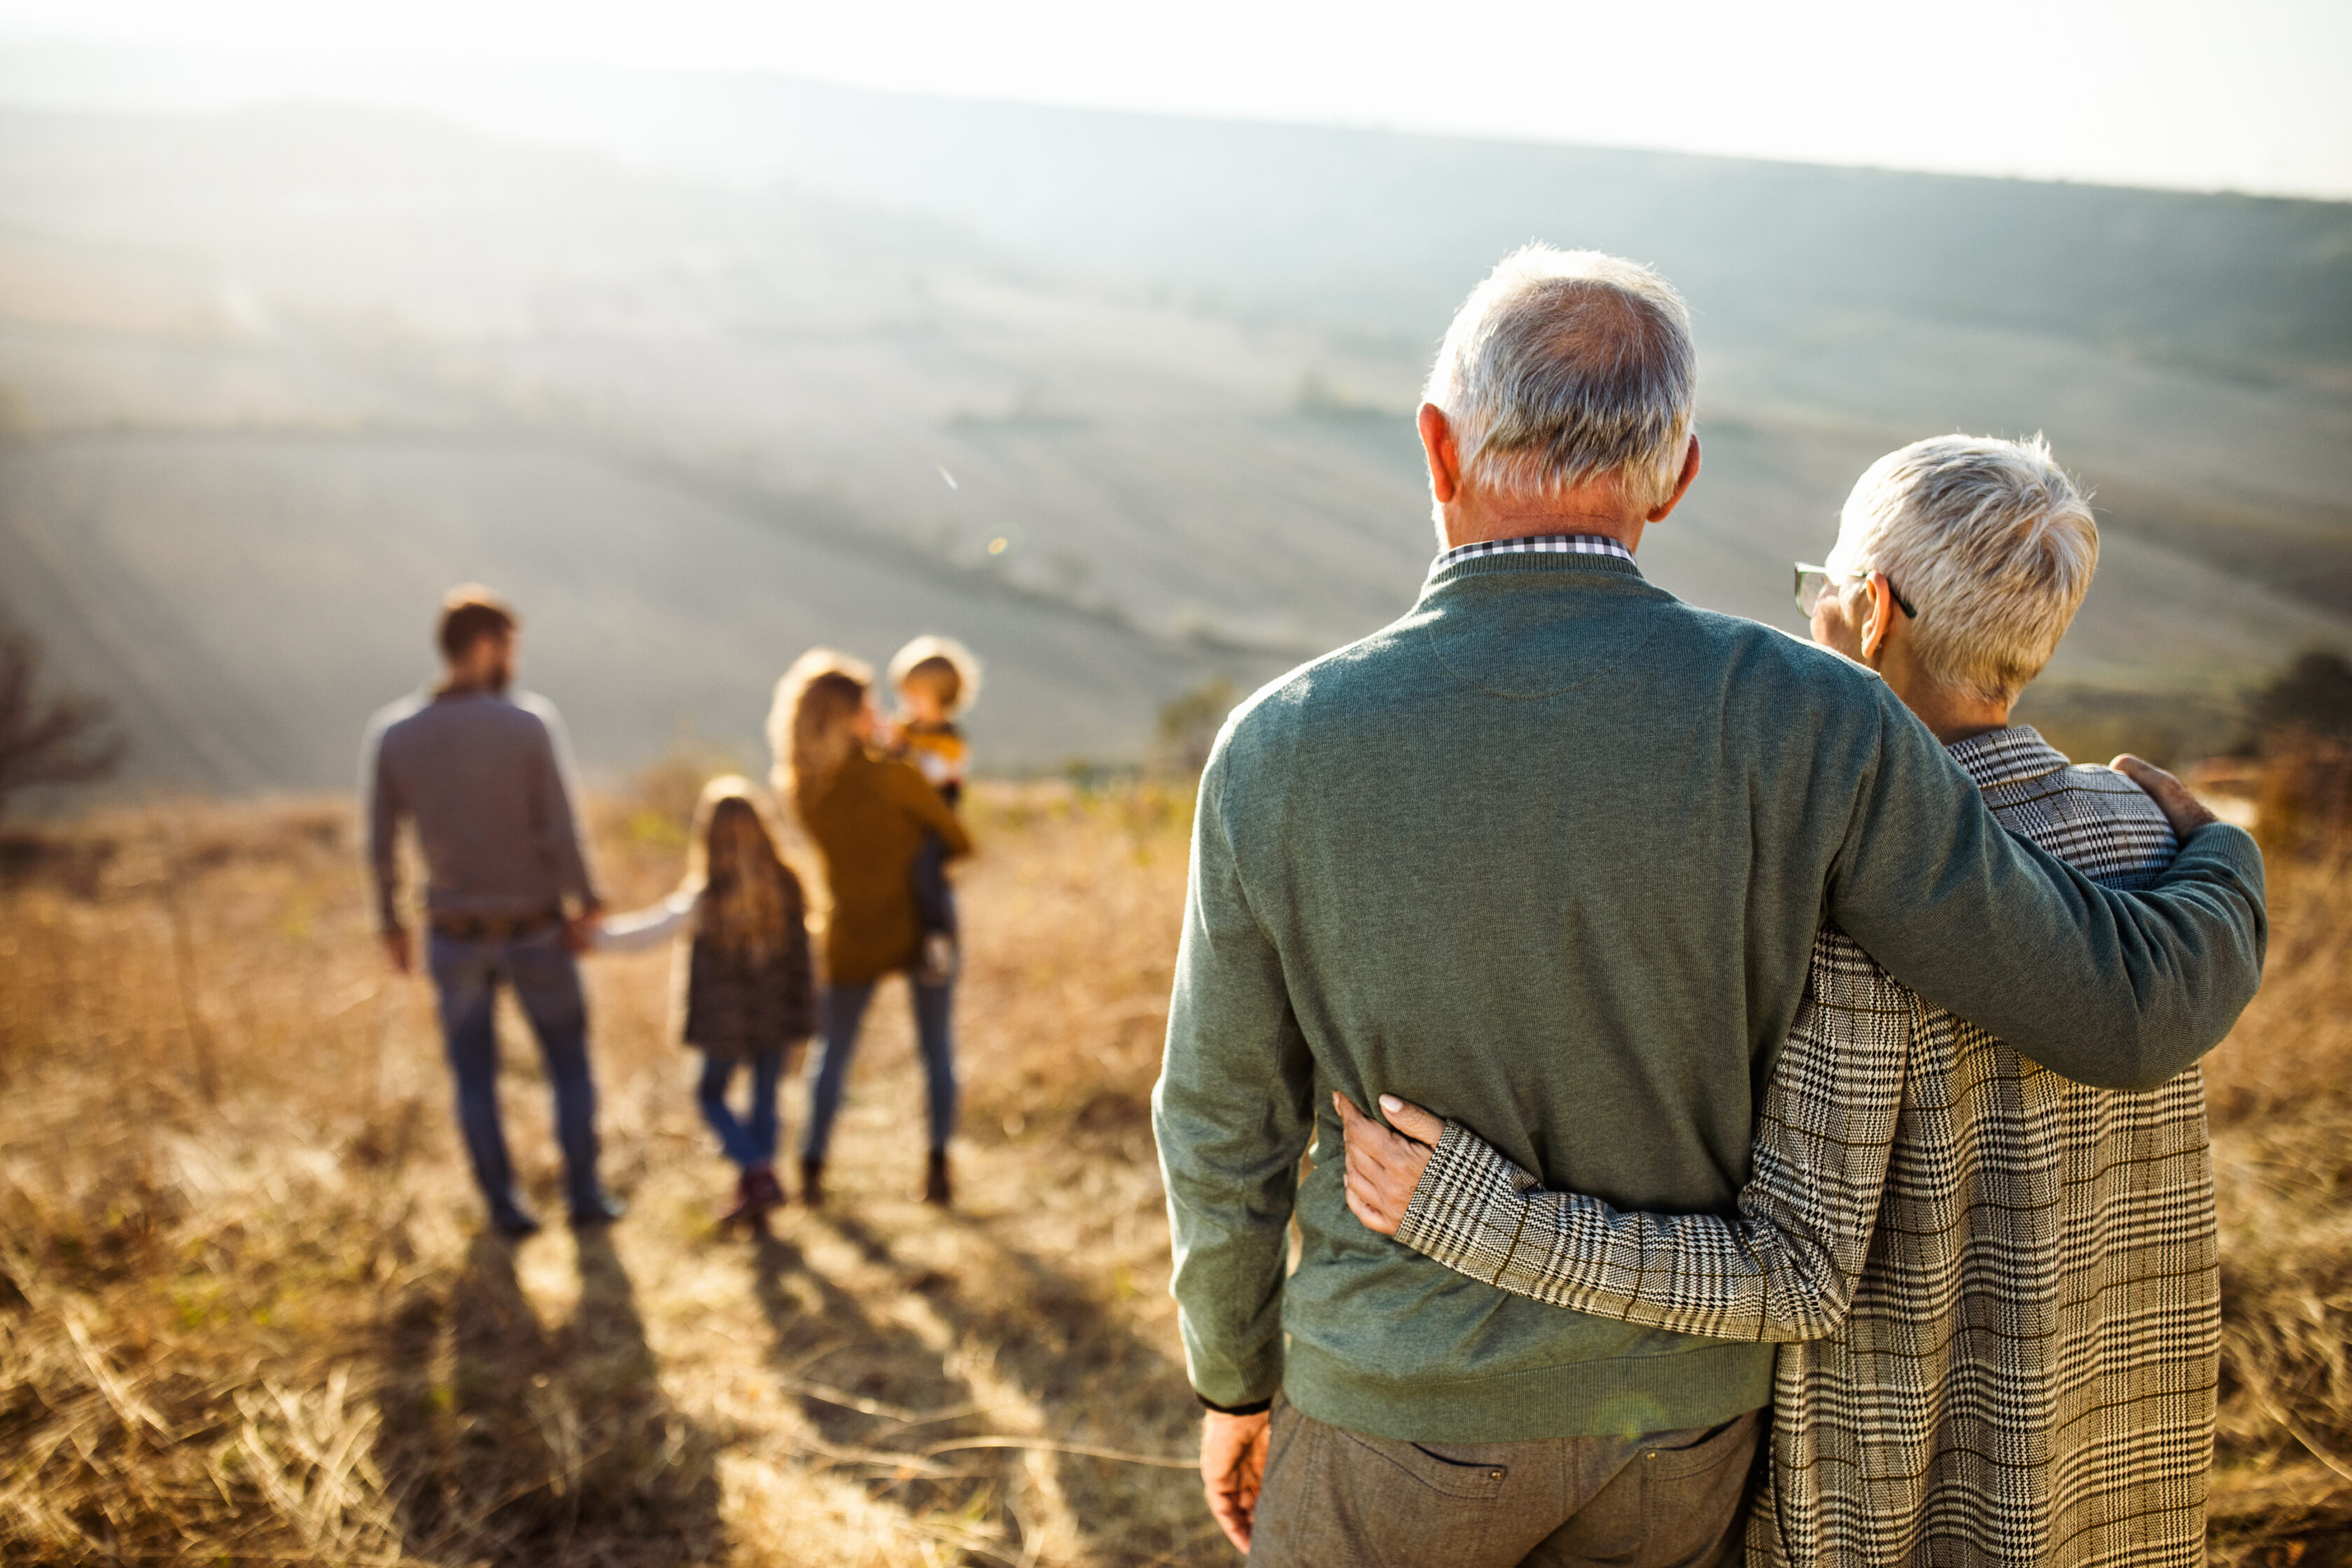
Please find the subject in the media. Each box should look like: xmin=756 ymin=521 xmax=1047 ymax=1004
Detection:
xmin=1153 ymin=552 xmax=2267 ymax=1443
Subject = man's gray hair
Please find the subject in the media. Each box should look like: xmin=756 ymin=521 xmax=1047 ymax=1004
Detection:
xmin=1826 ymin=434 xmax=2099 ymax=706
xmin=1422 ymin=244 xmax=1697 ymax=512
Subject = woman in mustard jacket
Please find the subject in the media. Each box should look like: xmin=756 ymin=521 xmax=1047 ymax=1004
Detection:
xmin=769 ymin=649 xmax=972 ymax=1207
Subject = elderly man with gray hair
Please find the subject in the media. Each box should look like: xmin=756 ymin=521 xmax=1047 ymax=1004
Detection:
xmin=1338 ymin=432 xmax=2223 ymax=1565
xmin=1152 ymin=245 xmax=2265 ymax=1567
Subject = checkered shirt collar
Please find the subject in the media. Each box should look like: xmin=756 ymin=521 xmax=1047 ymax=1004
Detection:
xmin=1432 ymin=535 xmax=1637 ymax=575
xmin=1945 ymin=724 xmax=2072 ymax=792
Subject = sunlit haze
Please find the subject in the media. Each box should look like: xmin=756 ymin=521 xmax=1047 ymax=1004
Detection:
xmin=1 ymin=0 xmax=2348 ymax=199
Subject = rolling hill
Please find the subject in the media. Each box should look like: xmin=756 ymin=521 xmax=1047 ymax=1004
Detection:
xmin=0 ymin=61 xmax=2347 ymax=790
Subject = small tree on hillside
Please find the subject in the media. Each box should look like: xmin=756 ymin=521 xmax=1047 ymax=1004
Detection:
xmin=2243 ymin=648 xmax=2352 ymax=856
xmin=1157 ymin=678 xmax=1239 ymax=775
xmin=0 ymin=630 xmax=122 ymax=818
xmin=2249 ymin=648 xmax=2352 ymax=743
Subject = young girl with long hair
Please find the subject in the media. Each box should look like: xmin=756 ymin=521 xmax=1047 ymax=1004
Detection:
xmin=769 ymin=649 xmax=972 ymax=1206
xmin=599 ymin=776 xmax=816 ymax=1225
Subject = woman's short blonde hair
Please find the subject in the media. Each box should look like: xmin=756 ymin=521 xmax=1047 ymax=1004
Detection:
xmin=1824 ymin=434 xmax=2098 ymax=706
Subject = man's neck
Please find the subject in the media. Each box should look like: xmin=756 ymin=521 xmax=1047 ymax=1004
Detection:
xmin=1436 ymin=495 xmax=1645 ymax=556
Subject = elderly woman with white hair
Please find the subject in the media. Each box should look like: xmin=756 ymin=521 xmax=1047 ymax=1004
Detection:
xmin=1339 ymin=433 xmax=2222 ymax=1565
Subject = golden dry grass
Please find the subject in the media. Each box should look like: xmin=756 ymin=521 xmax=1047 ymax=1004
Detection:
xmin=0 ymin=778 xmax=1208 ymax=1566
xmin=2200 ymin=748 xmax=2352 ymax=1565
xmin=1 ymin=760 xmax=2348 ymax=1564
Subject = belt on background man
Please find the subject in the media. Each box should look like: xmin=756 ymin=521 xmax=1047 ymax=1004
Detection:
xmin=427 ymin=907 xmax=564 ymax=942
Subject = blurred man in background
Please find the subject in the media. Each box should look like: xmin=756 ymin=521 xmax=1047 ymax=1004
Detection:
xmin=362 ymin=584 xmax=621 ymax=1236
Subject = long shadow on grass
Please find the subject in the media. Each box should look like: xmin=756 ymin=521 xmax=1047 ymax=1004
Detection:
xmin=805 ymin=1210 xmax=1209 ymax=1567
xmin=375 ymin=1228 xmax=724 ymax=1566
xmin=748 ymin=1229 xmax=1012 ymax=1540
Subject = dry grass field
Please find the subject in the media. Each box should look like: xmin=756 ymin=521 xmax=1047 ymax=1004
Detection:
xmin=2198 ymin=748 xmax=2352 ymax=1562
xmin=1 ymin=758 xmax=2348 ymax=1565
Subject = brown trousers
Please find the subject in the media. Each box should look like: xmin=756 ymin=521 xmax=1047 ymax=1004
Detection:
xmin=1248 ymin=1398 xmax=1760 ymax=1568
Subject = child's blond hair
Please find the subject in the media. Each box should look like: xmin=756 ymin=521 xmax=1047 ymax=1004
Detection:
xmin=887 ymin=635 xmax=983 ymax=718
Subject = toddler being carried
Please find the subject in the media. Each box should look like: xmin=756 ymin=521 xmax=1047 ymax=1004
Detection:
xmin=885 ymin=635 xmax=980 ymax=985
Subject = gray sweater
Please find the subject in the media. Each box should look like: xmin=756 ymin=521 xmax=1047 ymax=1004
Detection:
xmin=362 ymin=687 xmax=602 ymax=933
xmin=1153 ymin=552 xmax=2267 ymax=1443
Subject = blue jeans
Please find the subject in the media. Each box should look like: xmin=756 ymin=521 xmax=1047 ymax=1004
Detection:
xmin=696 ymin=1050 xmax=785 ymax=1170
xmin=802 ymin=979 xmax=955 ymax=1162
xmin=426 ymin=927 xmax=606 ymax=1220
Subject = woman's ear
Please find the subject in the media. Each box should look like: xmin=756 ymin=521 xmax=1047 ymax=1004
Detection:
xmin=1861 ymin=573 xmax=1896 ymax=662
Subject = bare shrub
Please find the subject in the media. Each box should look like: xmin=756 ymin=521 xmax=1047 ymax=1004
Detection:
xmin=1154 ymin=680 xmax=1238 ymax=776
xmin=0 ymin=629 xmax=122 ymax=818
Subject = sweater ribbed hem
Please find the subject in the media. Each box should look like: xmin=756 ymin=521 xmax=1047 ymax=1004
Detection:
xmin=1282 ymin=1338 xmax=1772 ymax=1443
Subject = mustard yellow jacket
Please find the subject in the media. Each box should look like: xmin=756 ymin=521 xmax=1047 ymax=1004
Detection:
xmin=799 ymin=747 xmax=972 ymax=987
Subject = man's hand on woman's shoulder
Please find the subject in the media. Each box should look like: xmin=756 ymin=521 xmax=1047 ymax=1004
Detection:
xmin=2110 ymin=755 xmax=2220 ymax=839
xmin=1335 ymin=1092 xmax=1444 ymax=1238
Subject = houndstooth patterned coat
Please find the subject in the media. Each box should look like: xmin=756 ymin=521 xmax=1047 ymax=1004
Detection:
xmin=1394 ymin=727 xmax=2215 ymax=1567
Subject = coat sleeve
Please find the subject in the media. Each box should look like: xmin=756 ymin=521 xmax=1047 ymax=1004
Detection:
xmin=1151 ymin=746 xmax=1316 ymax=1408
xmin=594 ymin=890 xmax=697 ymax=953
xmin=1393 ymin=926 xmax=1905 ymax=1342
xmin=1825 ymin=692 xmax=2265 ymax=1090
xmin=890 ymin=761 xmax=974 ymax=858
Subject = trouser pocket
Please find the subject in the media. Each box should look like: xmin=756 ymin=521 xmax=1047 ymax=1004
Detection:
xmin=1637 ymin=1410 xmax=1763 ymax=1568
xmin=1336 ymin=1429 xmax=1512 ymax=1502
xmin=1252 ymin=1418 xmax=1514 ymax=1567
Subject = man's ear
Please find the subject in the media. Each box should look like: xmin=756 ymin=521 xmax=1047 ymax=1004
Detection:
xmin=1646 ymin=435 xmax=1702 ymax=524
xmin=1417 ymin=403 xmax=1461 ymax=505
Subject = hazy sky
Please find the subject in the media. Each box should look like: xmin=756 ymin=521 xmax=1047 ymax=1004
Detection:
xmin=4 ymin=0 xmax=2348 ymax=199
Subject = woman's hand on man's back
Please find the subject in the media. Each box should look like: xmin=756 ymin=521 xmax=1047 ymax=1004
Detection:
xmin=1335 ymin=1091 xmax=1444 ymax=1237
